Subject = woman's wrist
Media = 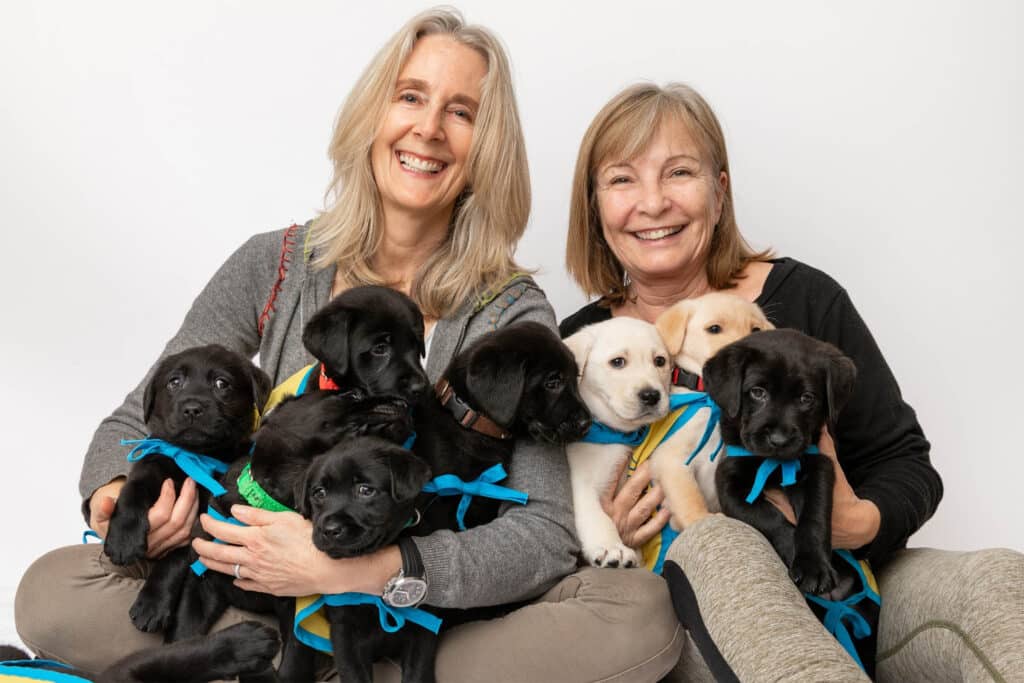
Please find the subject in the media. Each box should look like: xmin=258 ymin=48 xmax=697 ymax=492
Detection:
xmin=318 ymin=544 xmax=402 ymax=595
xmin=837 ymin=498 xmax=881 ymax=549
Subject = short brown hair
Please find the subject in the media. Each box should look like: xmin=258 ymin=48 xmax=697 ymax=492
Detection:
xmin=566 ymin=82 xmax=771 ymax=304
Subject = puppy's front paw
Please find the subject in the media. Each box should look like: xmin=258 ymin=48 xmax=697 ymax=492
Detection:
xmin=104 ymin=517 xmax=149 ymax=566
xmin=582 ymin=542 xmax=640 ymax=569
xmin=129 ymin=587 xmax=174 ymax=634
xmin=790 ymin=551 xmax=838 ymax=595
xmin=207 ymin=621 xmax=280 ymax=678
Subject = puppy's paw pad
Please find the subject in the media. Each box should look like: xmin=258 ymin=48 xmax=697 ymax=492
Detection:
xmin=103 ymin=527 xmax=148 ymax=566
xmin=583 ymin=543 xmax=639 ymax=569
xmin=791 ymin=553 xmax=839 ymax=595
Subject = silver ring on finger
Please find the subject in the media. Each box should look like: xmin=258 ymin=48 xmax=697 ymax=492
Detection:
xmin=233 ymin=563 xmax=242 ymax=579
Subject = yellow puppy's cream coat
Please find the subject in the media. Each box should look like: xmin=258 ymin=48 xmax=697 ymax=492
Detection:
xmin=651 ymin=292 xmax=773 ymax=528
xmin=564 ymin=318 xmax=671 ymax=568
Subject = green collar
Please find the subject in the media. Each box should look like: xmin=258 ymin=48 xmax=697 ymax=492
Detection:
xmin=237 ymin=462 xmax=294 ymax=513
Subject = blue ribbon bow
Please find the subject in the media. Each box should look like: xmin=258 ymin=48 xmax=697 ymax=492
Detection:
xmin=725 ymin=445 xmax=820 ymax=503
xmin=804 ymin=549 xmax=881 ymax=672
xmin=421 ymin=463 xmax=528 ymax=531
xmin=122 ymin=437 xmax=230 ymax=497
xmin=662 ymin=391 xmax=724 ymax=465
xmin=580 ymin=421 xmax=649 ymax=446
xmin=190 ymin=505 xmax=247 ymax=576
xmin=293 ymin=592 xmax=443 ymax=654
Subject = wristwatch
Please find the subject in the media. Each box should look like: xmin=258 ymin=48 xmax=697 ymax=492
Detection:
xmin=381 ymin=537 xmax=428 ymax=608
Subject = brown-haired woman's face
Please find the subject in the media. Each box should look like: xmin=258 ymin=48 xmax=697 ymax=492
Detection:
xmin=595 ymin=120 xmax=727 ymax=285
xmin=371 ymin=34 xmax=486 ymax=225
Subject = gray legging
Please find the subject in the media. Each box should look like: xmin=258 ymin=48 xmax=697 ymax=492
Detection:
xmin=15 ymin=515 xmax=1024 ymax=682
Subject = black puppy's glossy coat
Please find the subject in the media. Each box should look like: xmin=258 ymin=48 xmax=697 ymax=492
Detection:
xmin=303 ymin=285 xmax=429 ymax=403
xmin=103 ymin=345 xmax=271 ymax=637
xmin=704 ymin=329 xmax=856 ymax=594
xmin=297 ymin=438 xmax=433 ymax=683
xmin=0 ymin=621 xmax=279 ymax=683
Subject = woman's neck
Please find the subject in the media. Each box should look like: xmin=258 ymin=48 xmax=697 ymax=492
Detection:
xmin=373 ymin=205 xmax=451 ymax=295
xmin=614 ymin=268 xmax=712 ymax=324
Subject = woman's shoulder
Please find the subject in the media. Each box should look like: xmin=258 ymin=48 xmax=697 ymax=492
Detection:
xmin=469 ymin=273 xmax=555 ymax=330
xmin=558 ymin=299 xmax=612 ymax=338
xmin=759 ymin=256 xmax=846 ymax=304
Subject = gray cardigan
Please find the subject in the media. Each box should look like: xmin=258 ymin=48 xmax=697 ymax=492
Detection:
xmin=80 ymin=223 xmax=580 ymax=608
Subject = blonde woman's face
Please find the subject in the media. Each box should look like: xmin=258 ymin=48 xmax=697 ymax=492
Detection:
xmin=371 ymin=34 xmax=486 ymax=226
xmin=595 ymin=120 xmax=727 ymax=285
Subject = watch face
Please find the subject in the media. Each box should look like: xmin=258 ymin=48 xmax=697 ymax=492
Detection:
xmin=388 ymin=577 xmax=428 ymax=608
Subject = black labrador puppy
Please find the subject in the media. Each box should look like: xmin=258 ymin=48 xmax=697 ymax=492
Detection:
xmin=103 ymin=344 xmax=271 ymax=635
xmin=294 ymin=437 xmax=433 ymax=683
xmin=0 ymin=621 xmax=278 ymax=683
xmin=700 ymin=329 xmax=880 ymax=676
xmin=169 ymin=390 xmax=414 ymax=646
xmin=302 ymin=285 xmax=429 ymax=403
xmin=409 ymin=320 xmax=592 ymax=533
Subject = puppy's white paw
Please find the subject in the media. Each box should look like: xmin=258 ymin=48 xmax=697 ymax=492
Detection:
xmin=582 ymin=542 xmax=640 ymax=569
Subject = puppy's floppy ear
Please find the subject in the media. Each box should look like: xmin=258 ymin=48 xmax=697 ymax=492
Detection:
xmin=464 ymin=344 xmax=526 ymax=427
xmin=655 ymin=300 xmax=694 ymax=356
xmin=562 ymin=327 xmax=595 ymax=378
xmin=400 ymin=293 xmax=427 ymax=358
xmin=247 ymin=363 xmax=273 ymax=414
xmin=303 ymin=302 xmax=351 ymax=375
xmin=702 ymin=343 xmax=749 ymax=419
xmin=389 ymin=452 xmax=432 ymax=503
xmin=825 ymin=353 xmax=857 ymax=434
xmin=292 ymin=459 xmax=319 ymax=518
xmin=142 ymin=356 xmax=173 ymax=424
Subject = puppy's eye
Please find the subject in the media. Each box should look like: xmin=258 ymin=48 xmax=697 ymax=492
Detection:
xmin=800 ymin=392 xmax=816 ymax=406
xmin=371 ymin=339 xmax=391 ymax=357
xmin=654 ymin=356 xmax=667 ymax=368
xmin=749 ymin=386 xmax=768 ymax=401
xmin=356 ymin=484 xmax=377 ymax=498
xmin=706 ymin=325 xmax=722 ymax=334
xmin=543 ymin=373 xmax=563 ymax=391
xmin=214 ymin=377 xmax=231 ymax=390
xmin=609 ymin=357 xmax=626 ymax=369
xmin=167 ymin=377 xmax=182 ymax=390
xmin=311 ymin=486 xmax=327 ymax=502
xmin=751 ymin=326 xmax=762 ymax=333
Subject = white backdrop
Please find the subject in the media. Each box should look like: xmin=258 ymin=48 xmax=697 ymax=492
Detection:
xmin=2 ymin=0 xmax=1021 ymax=644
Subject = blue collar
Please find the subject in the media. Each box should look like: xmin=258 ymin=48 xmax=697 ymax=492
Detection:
xmin=293 ymin=592 xmax=443 ymax=654
xmin=725 ymin=444 xmax=820 ymax=503
xmin=121 ymin=437 xmax=230 ymax=497
xmin=0 ymin=659 xmax=92 ymax=682
xmin=580 ymin=420 xmax=649 ymax=446
xmin=421 ymin=463 xmax=528 ymax=531
xmin=190 ymin=505 xmax=247 ymax=576
xmin=663 ymin=391 xmax=723 ymax=464
xmin=804 ymin=549 xmax=881 ymax=672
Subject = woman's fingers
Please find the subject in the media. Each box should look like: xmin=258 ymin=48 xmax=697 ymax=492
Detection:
xmin=147 ymin=478 xmax=200 ymax=558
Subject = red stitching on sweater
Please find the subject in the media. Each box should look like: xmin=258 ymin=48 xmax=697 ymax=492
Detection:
xmin=258 ymin=224 xmax=300 ymax=337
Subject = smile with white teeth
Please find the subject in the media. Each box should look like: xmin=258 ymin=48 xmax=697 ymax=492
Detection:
xmin=398 ymin=152 xmax=446 ymax=174
xmin=634 ymin=226 xmax=684 ymax=241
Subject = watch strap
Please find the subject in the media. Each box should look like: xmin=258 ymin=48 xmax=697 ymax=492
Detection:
xmin=397 ymin=536 xmax=424 ymax=578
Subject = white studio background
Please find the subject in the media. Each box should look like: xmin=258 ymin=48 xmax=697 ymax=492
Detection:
xmin=1 ymin=0 xmax=1021 ymax=646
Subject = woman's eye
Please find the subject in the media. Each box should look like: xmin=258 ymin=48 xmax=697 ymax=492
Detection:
xmin=706 ymin=325 xmax=722 ymax=334
xmin=609 ymin=357 xmax=626 ymax=369
xmin=214 ymin=377 xmax=231 ymax=390
xmin=607 ymin=175 xmax=631 ymax=186
xmin=399 ymin=92 xmax=419 ymax=104
xmin=311 ymin=486 xmax=327 ymax=501
xmin=167 ymin=377 xmax=182 ymax=390
xmin=357 ymin=484 xmax=377 ymax=497
xmin=749 ymin=386 xmax=767 ymax=401
xmin=450 ymin=108 xmax=473 ymax=121
xmin=800 ymin=392 xmax=816 ymax=406
xmin=670 ymin=168 xmax=692 ymax=178
xmin=654 ymin=356 xmax=667 ymax=367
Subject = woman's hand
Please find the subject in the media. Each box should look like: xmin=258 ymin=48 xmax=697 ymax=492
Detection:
xmin=762 ymin=429 xmax=881 ymax=550
xmin=192 ymin=505 xmax=399 ymax=597
xmin=88 ymin=476 xmax=200 ymax=559
xmin=600 ymin=460 xmax=671 ymax=548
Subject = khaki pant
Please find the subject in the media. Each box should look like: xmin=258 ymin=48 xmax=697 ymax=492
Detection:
xmin=15 ymin=544 xmax=684 ymax=682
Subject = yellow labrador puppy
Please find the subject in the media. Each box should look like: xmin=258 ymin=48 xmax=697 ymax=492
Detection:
xmin=651 ymin=292 xmax=773 ymax=528
xmin=564 ymin=318 xmax=671 ymax=567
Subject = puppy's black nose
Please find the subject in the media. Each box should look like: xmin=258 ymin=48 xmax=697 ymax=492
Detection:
xmin=321 ymin=520 xmax=345 ymax=539
xmin=181 ymin=401 xmax=204 ymax=421
xmin=575 ymin=415 xmax=593 ymax=434
xmin=768 ymin=430 xmax=795 ymax=448
xmin=401 ymin=373 xmax=428 ymax=400
xmin=638 ymin=388 xmax=661 ymax=407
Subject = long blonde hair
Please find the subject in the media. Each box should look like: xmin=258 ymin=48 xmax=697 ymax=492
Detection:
xmin=566 ymin=82 xmax=771 ymax=304
xmin=309 ymin=7 xmax=530 ymax=318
